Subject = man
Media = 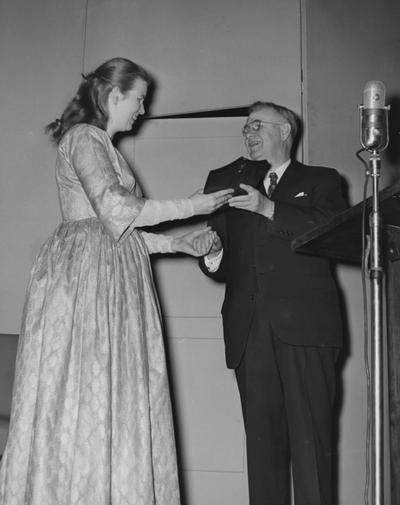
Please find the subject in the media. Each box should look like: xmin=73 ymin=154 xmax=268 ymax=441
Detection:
xmin=200 ymin=102 xmax=347 ymax=505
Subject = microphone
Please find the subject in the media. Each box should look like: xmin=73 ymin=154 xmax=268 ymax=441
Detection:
xmin=360 ymin=80 xmax=390 ymax=152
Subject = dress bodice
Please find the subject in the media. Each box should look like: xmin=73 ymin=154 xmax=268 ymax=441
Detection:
xmin=56 ymin=124 xmax=144 ymax=226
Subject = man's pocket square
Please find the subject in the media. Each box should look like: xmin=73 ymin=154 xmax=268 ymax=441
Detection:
xmin=294 ymin=191 xmax=308 ymax=198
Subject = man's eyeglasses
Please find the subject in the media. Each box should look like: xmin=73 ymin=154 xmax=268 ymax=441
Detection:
xmin=241 ymin=119 xmax=284 ymax=136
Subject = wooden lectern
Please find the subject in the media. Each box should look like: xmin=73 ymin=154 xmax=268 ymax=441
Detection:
xmin=291 ymin=179 xmax=400 ymax=505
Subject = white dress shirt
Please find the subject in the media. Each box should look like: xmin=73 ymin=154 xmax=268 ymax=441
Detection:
xmin=263 ymin=159 xmax=290 ymax=194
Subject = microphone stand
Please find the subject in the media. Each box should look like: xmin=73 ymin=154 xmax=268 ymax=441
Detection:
xmin=360 ymin=98 xmax=390 ymax=505
xmin=368 ymin=149 xmax=384 ymax=505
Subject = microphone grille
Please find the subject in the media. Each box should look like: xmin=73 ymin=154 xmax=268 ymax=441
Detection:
xmin=363 ymin=80 xmax=386 ymax=109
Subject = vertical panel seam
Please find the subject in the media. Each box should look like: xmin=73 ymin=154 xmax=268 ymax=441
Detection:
xmin=299 ymin=0 xmax=309 ymax=164
xmin=81 ymin=0 xmax=89 ymax=73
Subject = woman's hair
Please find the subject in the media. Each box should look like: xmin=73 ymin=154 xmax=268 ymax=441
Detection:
xmin=45 ymin=57 xmax=151 ymax=144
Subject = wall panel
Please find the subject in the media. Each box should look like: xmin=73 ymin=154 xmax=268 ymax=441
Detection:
xmin=304 ymin=0 xmax=400 ymax=502
xmin=84 ymin=0 xmax=301 ymax=115
xmin=0 ymin=0 xmax=87 ymax=331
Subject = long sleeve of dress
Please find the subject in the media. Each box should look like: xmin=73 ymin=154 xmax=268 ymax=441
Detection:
xmin=120 ymin=198 xmax=195 ymax=243
xmin=135 ymin=199 xmax=196 ymax=253
xmin=134 ymin=199 xmax=194 ymax=227
xmin=139 ymin=231 xmax=174 ymax=254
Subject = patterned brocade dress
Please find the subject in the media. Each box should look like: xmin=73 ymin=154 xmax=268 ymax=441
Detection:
xmin=0 ymin=124 xmax=194 ymax=505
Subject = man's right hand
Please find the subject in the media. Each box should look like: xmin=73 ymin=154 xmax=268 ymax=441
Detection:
xmin=206 ymin=232 xmax=223 ymax=260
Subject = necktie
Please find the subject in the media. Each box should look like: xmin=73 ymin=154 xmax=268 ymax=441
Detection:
xmin=267 ymin=171 xmax=278 ymax=198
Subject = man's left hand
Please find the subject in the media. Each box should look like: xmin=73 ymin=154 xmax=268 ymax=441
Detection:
xmin=228 ymin=184 xmax=275 ymax=218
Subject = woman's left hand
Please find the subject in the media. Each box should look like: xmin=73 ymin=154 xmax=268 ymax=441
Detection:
xmin=172 ymin=228 xmax=216 ymax=257
xmin=190 ymin=188 xmax=233 ymax=215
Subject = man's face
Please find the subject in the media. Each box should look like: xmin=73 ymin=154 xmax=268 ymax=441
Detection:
xmin=242 ymin=107 xmax=286 ymax=161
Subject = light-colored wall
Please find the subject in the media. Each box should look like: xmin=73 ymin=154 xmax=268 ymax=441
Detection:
xmin=0 ymin=0 xmax=88 ymax=331
xmin=0 ymin=1 xmax=301 ymax=504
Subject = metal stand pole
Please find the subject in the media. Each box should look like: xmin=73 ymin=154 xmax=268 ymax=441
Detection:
xmin=369 ymin=151 xmax=385 ymax=505
xmin=359 ymin=84 xmax=390 ymax=505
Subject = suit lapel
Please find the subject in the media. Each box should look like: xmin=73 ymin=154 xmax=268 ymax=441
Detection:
xmin=271 ymin=160 xmax=304 ymax=200
xmin=240 ymin=160 xmax=269 ymax=190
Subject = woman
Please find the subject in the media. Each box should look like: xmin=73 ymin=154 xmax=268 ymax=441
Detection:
xmin=0 ymin=57 xmax=232 ymax=505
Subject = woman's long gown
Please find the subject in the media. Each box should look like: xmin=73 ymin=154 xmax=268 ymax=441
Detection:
xmin=0 ymin=124 xmax=195 ymax=505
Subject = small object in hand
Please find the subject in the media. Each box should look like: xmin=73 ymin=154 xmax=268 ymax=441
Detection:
xmin=204 ymin=157 xmax=269 ymax=197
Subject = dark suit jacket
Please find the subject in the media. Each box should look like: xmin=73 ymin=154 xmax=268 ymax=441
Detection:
xmin=200 ymin=158 xmax=348 ymax=369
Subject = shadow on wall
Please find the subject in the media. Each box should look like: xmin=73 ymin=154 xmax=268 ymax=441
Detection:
xmin=386 ymin=93 xmax=400 ymax=185
xmin=0 ymin=334 xmax=19 ymax=458
xmin=332 ymin=266 xmax=353 ymax=505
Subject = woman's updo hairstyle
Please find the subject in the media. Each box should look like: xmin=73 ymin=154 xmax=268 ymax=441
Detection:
xmin=45 ymin=57 xmax=151 ymax=144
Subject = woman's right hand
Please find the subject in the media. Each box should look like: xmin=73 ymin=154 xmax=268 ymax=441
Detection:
xmin=190 ymin=189 xmax=233 ymax=215
xmin=172 ymin=227 xmax=217 ymax=257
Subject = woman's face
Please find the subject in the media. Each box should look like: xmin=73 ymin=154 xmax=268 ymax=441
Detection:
xmin=107 ymin=77 xmax=148 ymax=137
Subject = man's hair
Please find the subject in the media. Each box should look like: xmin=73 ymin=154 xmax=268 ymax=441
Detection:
xmin=248 ymin=101 xmax=301 ymax=145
